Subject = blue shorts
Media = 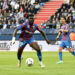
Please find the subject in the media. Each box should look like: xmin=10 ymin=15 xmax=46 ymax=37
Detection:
xmin=59 ymin=40 xmax=72 ymax=48
xmin=19 ymin=38 xmax=35 ymax=48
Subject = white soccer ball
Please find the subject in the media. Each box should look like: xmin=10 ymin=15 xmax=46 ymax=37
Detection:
xmin=26 ymin=58 xmax=34 ymax=66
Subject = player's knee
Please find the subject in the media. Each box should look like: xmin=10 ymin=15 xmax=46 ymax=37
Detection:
xmin=33 ymin=46 xmax=41 ymax=51
xmin=59 ymin=48 xmax=62 ymax=52
xmin=67 ymin=48 xmax=72 ymax=53
xmin=36 ymin=48 xmax=41 ymax=51
xmin=37 ymin=49 xmax=41 ymax=53
xmin=59 ymin=49 xmax=62 ymax=52
xmin=59 ymin=47 xmax=63 ymax=52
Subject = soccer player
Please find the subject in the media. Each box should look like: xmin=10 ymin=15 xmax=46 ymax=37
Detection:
xmin=56 ymin=16 xmax=75 ymax=64
xmin=11 ymin=14 xmax=50 ymax=68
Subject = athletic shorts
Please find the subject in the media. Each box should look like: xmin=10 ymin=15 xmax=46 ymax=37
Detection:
xmin=59 ymin=40 xmax=72 ymax=48
xmin=19 ymin=38 xmax=35 ymax=48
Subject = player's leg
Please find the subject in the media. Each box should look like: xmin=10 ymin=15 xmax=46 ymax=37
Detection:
xmin=57 ymin=47 xmax=63 ymax=64
xmin=57 ymin=41 xmax=64 ymax=64
xmin=17 ymin=46 xmax=25 ymax=68
xmin=72 ymin=50 xmax=75 ymax=56
xmin=30 ymin=42 xmax=42 ymax=62
xmin=68 ymin=48 xmax=75 ymax=56
xmin=66 ymin=41 xmax=75 ymax=56
xmin=67 ymin=48 xmax=75 ymax=56
xmin=28 ymin=38 xmax=42 ymax=63
xmin=30 ymin=42 xmax=45 ymax=68
xmin=17 ymin=41 xmax=27 ymax=67
xmin=28 ymin=37 xmax=45 ymax=68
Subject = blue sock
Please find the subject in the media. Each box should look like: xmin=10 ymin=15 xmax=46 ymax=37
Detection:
xmin=59 ymin=52 xmax=62 ymax=61
xmin=37 ymin=51 xmax=42 ymax=62
xmin=17 ymin=55 xmax=21 ymax=60
xmin=72 ymin=51 xmax=75 ymax=56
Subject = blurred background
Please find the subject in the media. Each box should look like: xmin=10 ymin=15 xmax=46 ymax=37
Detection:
xmin=0 ymin=0 xmax=75 ymax=44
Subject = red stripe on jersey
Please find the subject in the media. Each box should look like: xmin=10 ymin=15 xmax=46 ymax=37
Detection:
xmin=65 ymin=32 xmax=67 ymax=40
xmin=27 ymin=26 xmax=32 ymax=39
xmin=30 ymin=26 xmax=32 ymax=32
xmin=64 ymin=25 xmax=68 ymax=40
xmin=22 ymin=30 xmax=25 ymax=41
xmin=19 ymin=38 xmax=21 ymax=41
xmin=25 ymin=26 xmax=30 ymax=40
xmin=67 ymin=25 xmax=69 ymax=30
xmin=26 ymin=33 xmax=30 ymax=40
xmin=19 ymin=31 xmax=24 ymax=40
xmin=20 ymin=23 xmax=23 ymax=26
xmin=21 ymin=21 xmax=28 ymax=26
xmin=62 ymin=34 xmax=64 ymax=40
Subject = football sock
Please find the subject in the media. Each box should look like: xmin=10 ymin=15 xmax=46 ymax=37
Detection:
xmin=59 ymin=52 xmax=62 ymax=61
xmin=17 ymin=55 xmax=21 ymax=60
xmin=72 ymin=51 xmax=75 ymax=56
xmin=37 ymin=50 xmax=42 ymax=62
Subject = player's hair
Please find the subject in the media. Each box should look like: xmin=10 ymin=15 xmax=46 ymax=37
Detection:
xmin=61 ymin=16 xmax=66 ymax=21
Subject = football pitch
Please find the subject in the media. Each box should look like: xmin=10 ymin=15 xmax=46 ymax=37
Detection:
xmin=0 ymin=51 xmax=75 ymax=75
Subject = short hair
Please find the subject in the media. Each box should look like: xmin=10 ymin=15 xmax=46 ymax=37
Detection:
xmin=61 ymin=16 xmax=66 ymax=21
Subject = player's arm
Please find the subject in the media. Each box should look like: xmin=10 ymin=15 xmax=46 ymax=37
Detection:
xmin=56 ymin=31 xmax=62 ymax=41
xmin=60 ymin=29 xmax=68 ymax=32
xmin=59 ymin=25 xmax=69 ymax=33
xmin=36 ymin=25 xmax=50 ymax=44
xmin=40 ymin=30 xmax=50 ymax=44
xmin=10 ymin=28 xmax=18 ymax=45
xmin=13 ymin=28 xmax=18 ymax=37
xmin=11 ymin=22 xmax=27 ymax=45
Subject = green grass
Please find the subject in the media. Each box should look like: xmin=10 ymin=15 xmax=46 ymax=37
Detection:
xmin=0 ymin=51 xmax=75 ymax=75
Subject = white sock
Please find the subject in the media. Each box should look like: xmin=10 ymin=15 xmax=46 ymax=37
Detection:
xmin=39 ymin=61 xmax=43 ymax=65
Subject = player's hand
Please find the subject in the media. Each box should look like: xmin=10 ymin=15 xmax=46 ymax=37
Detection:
xmin=56 ymin=37 xmax=59 ymax=41
xmin=56 ymin=36 xmax=59 ymax=41
xmin=10 ymin=37 xmax=15 ymax=46
xmin=57 ymin=29 xmax=61 ymax=33
xmin=60 ymin=29 xmax=64 ymax=32
xmin=58 ymin=29 xmax=64 ymax=32
xmin=46 ymin=39 xmax=50 ymax=44
xmin=10 ymin=41 xmax=15 ymax=46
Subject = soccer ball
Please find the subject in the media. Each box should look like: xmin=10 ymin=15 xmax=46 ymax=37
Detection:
xmin=26 ymin=58 xmax=34 ymax=66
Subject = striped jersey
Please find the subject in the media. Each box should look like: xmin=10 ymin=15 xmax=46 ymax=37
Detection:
xmin=17 ymin=21 xmax=42 ymax=41
xmin=61 ymin=24 xmax=70 ymax=41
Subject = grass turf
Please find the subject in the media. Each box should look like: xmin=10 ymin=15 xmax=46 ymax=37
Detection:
xmin=0 ymin=51 xmax=75 ymax=75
